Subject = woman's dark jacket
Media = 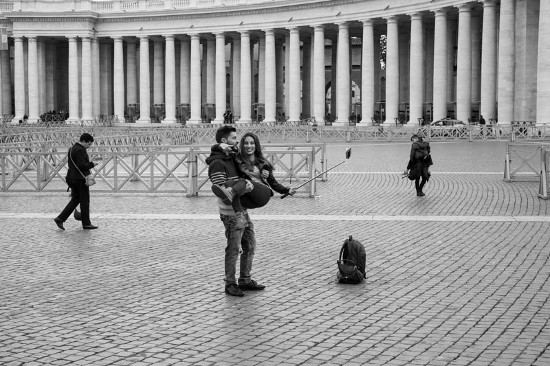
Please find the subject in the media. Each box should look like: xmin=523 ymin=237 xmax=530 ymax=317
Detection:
xmin=236 ymin=157 xmax=290 ymax=195
xmin=66 ymin=143 xmax=95 ymax=181
xmin=407 ymin=141 xmax=432 ymax=179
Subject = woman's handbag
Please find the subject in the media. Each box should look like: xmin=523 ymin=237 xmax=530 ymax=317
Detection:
xmin=69 ymin=147 xmax=96 ymax=186
xmin=85 ymin=175 xmax=96 ymax=186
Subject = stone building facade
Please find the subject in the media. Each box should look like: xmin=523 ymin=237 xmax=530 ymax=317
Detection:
xmin=0 ymin=0 xmax=547 ymax=126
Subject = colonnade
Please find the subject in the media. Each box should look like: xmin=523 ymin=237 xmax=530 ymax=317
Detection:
xmin=1 ymin=0 xmax=549 ymax=125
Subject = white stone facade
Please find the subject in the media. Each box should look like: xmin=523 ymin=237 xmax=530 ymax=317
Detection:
xmin=0 ymin=0 xmax=547 ymax=125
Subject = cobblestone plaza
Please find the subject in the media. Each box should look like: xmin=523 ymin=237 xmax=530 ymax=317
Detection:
xmin=1 ymin=141 xmax=549 ymax=365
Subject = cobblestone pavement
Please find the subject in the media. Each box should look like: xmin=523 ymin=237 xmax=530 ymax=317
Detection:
xmin=1 ymin=141 xmax=549 ymax=366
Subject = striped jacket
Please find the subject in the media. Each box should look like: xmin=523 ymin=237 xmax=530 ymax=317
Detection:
xmin=206 ymin=144 xmax=244 ymax=216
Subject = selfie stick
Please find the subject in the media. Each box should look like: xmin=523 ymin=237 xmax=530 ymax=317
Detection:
xmin=281 ymin=147 xmax=351 ymax=199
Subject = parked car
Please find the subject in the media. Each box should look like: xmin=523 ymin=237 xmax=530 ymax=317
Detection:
xmin=430 ymin=118 xmax=467 ymax=137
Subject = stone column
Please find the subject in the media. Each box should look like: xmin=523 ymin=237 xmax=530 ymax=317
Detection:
xmin=214 ymin=32 xmax=226 ymax=124
xmin=537 ymin=0 xmax=550 ymax=123
xmin=288 ymin=27 xmax=301 ymax=123
xmin=456 ymin=5 xmax=472 ymax=124
xmin=361 ymin=20 xmax=374 ymax=125
xmin=180 ymin=39 xmax=190 ymax=107
xmin=67 ymin=37 xmax=80 ymax=123
xmin=27 ymin=36 xmax=39 ymax=122
xmin=264 ymin=29 xmax=276 ymax=123
xmin=334 ymin=22 xmax=350 ymax=125
xmin=232 ymin=38 xmax=241 ymax=117
xmin=302 ymin=36 xmax=311 ymax=119
xmin=13 ymin=37 xmax=25 ymax=122
xmin=275 ymin=40 xmax=284 ymax=118
xmin=126 ymin=39 xmax=137 ymax=106
xmin=92 ymin=38 xmax=100 ymax=118
xmin=206 ymin=38 xmax=215 ymax=107
xmin=498 ymin=0 xmax=515 ymax=125
xmin=433 ymin=9 xmax=448 ymax=121
xmin=258 ymin=35 xmax=266 ymax=120
xmin=480 ymin=0 xmax=497 ymax=120
xmin=113 ymin=37 xmax=125 ymax=123
xmin=81 ymin=37 xmax=93 ymax=121
xmin=0 ymin=48 xmax=12 ymax=115
xmin=99 ymin=42 xmax=113 ymax=115
xmin=188 ymin=34 xmax=201 ymax=124
xmin=137 ymin=36 xmax=151 ymax=123
xmin=471 ymin=14 xmax=482 ymax=106
xmin=45 ymin=43 xmax=56 ymax=112
xmin=409 ymin=14 xmax=423 ymax=124
xmin=239 ymin=30 xmax=252 ymax=123
xmin=313 ymin=25 xmax=326 ymax=125
xmin=384 ymin=17 xmax=399 ymax=125
xmin=163 ymin=35 xmax=176 ymax=123
xmin=153 ymin=39 xmax=164 ymax=106
xmin=285 ymin=34 xmax=290 ymax=118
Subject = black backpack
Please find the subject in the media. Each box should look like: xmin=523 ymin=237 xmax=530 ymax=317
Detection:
xmin=337 ymin=236 xmax=366 ymax=284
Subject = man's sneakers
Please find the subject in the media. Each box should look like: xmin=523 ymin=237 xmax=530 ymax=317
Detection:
xmin=225 ymin=283 xmax=245 ymax=297
xmin=225 ymin=280 xmax=265 ymax=297
xmin=238 ymin=279 xmax=266 ymax=291
xmin=211 ymin=184 xmax=235 ymax=205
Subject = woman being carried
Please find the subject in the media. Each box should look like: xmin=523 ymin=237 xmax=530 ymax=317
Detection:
xmin=210 ymin=132 xmax=295 ymax=226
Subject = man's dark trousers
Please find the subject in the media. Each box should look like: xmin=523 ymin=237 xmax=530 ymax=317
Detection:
xmin=57 ymin=179 xmax=92 ymax=226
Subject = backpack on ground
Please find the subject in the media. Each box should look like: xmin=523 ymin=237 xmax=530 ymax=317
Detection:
xmin=337 ymin=235 xmax=366 ymax=284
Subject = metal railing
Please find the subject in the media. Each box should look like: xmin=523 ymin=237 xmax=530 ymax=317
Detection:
xmin=0 ymin=144 xmax=321 ymax=195
xmin=3 ymin=122 xmax=550 ymax=145
xmin=503 ymin=142 xmax=550 ymax=200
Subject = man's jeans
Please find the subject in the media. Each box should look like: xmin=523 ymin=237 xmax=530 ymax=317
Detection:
xmin=220 ymin=212 xmax=256 ymax=285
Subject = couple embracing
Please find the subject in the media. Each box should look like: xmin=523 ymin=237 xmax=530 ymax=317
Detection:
xmin=206 ymin=125 xmax=295 ymax=297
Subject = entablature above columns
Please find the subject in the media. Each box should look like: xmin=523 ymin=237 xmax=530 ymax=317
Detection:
xmin=2 ymin=0 xmax=488 ymax=39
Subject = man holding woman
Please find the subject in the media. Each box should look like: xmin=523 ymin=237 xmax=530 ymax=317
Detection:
xmin=206 ymin=126 xmax=294 ymax=297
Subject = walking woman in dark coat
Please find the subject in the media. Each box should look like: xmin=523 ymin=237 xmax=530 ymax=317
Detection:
xmin=406 ymin=131 xmax=433 ymax=196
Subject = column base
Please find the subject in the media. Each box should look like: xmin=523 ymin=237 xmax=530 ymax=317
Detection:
xmin=136 ymin=118 xmax=151 ymax=124
xmin=186 ymin=119 xmax=202 ymax=125
xmin=28 ymin=115 xmax=40 ymax=123
xmin=333 ymin=120 xmax=349 ymax=127
xmin=382 ymin=119 xmax=396 ymax=126
xmin=237 ymin=119 xmax=252 ymax=124
xmin=263 ymin=118 xmax=276 ymax=123
xmin=162 ymin=118 xmax=177 ymax=124
xmin=66 ymin=117 xmax=81 ymax=124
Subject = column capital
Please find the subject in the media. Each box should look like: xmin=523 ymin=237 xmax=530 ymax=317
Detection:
xmin=163 ymin=34 xmax=175 ymax=41
xmin=81 ymin=36 xmax=91 ymax=42
xmin=433 ymin=8 xmax=447 ymax=16
xmin=139 ymin=35 xmax=148 ymax=41
xmin=408 ymin=12 xmax=422 ymax=20
xmin=385 ymin=16 xmax=397 ymax=23
xmin=239 ymin=30 xmax=250 ymax=36
xmin=66 ymin=36 xmax=78 ymax=41
xmin=336 ymin=21 xmax=349 ymax=28
xmin=481 ymin=0 xmax=497 ymax=7
xmin=457 ymin=4 xmax=472 ymax=12
xmin=287 ymin=26 xmax=299 ymax=33
xmin=362 ymin=19 xmax=374 ymax=26
xmin=263 ymin=28 xmax=275 ymax=36
xmin=112 ymin=36 xmax=123 ymax=42
xmin=214 ymin=32 xmax=225 ymax=38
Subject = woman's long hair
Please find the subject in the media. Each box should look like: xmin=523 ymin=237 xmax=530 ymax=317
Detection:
xmin=238 ymin=132 xmax=270 ymax=171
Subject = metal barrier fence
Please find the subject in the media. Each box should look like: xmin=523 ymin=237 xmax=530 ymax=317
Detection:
xmin=538 ymin=147 xmax=549 ymax=200
xmin=0 ymin=144 xmax=321 ymax=195
xmin=503 ymin=142 xmax=550 ymax=200
xmin=3 ymin=122 xmax=550 ymax=145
